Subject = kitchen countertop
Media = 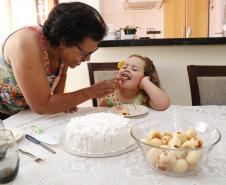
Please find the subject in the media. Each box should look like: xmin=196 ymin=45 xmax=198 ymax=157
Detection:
xmin=99 ymin=37 xmax=226 ymax=47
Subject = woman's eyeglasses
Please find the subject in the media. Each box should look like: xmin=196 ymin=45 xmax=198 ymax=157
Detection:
xmin=76 ymin=45 xmax=98 ymax=59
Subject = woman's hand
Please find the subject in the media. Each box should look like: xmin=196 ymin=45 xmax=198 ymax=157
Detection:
xmin=89 ymin=79 xmax=119 ymax=98
xmin=64 ymin=106 xmax=78 ymax=113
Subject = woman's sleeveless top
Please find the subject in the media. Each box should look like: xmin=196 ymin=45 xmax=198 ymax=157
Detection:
xmin=104 ymin=90 xmax=147 ymax=107
xmin=0 ymin=26 xmax=64 ymax=115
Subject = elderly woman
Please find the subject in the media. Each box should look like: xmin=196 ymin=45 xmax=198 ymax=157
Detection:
xmin=0 ymin=2 xmax=118 ymax=120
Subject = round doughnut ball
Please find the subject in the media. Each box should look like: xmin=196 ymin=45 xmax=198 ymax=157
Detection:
xmin=169 ymin=150 xmax=186 ymax=160
xmin=149 ymin=138 xmax=162 ymax=147
xmin=191 ymin=138 xmax=203 ymax=148
xmin=182 ymin=140 xmax=195 ymax=149
xmin=161 ymin=135 xmax=172 ymax=145
xmin=158 ymin=151 xmax=177 ymax=171
xmin=146 ymin=148 xmax=161 ymax=165
xmin=186 ymin=151 xmax=201 ymax=166
xmin=168 ymin=136 xmax=181 ymax=148
xmin=174 ymin=131 xmax=188 ymax=143
xmin=186 ymin=128 xmax=197 ymax=139
xmin=148 ymin=130 xmax=161 ymax=140
xmin=174 ymin=159 xmax=189 ymax=173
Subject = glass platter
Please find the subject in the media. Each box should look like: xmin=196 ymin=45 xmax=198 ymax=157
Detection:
xmin=59 ymin=135 xmax=138 ymax=158
xmin=109 ymin=104 xmax=149 ymax=117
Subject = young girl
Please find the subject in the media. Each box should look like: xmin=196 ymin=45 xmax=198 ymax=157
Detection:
xmin=99 ymin=54 xmax=170 ymax=111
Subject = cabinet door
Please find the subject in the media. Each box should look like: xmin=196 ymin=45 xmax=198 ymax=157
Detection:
xmin=163 ymin=0 xmax=186 ymax=38
xmin=186 ymin=0 xmax=209 ymax=38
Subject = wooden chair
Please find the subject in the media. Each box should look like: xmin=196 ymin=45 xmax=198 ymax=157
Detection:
xmin=87 ymin=62 xmax=119 ymax=106
xmin=187 ymin=65 xmax=226 ymax=106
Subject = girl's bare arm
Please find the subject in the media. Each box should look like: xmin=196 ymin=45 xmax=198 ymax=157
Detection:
xmin=140 ymin=77 xmax=170 ymax=111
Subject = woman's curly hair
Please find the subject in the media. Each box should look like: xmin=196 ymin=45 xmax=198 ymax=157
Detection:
xmin=42 ymin=2 xmax=107 ymax=47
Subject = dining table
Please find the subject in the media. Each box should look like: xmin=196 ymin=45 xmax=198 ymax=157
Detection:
xmin=2 ymin=105 xmax=226 ymax=185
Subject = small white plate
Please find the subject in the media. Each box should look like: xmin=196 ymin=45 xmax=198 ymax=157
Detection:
xmin=109 ymin=104 xmax=149 ymax=117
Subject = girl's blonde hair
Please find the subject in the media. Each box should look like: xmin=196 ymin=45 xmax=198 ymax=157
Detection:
xmin=128 ymin=54 xmax=160 ymax=105
xmin=128 ymin=54 xmax=160 ymax=87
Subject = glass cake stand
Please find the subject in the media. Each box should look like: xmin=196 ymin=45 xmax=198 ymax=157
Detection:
xmin=59 ymin=134 xmax=138 ymax=158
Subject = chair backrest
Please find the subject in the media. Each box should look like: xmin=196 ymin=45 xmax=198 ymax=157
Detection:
xmin=87 ymin=62 xmax=119 ymax=106
xmin=187 ymin=65 xmax=226 ymax=106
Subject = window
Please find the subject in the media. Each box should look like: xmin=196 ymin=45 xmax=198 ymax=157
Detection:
xmin=0 ymin=0 xmax=58 ymax=43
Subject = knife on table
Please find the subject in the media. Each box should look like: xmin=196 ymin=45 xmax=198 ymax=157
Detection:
xmin=25 ymin=134 xmax=56 ymax=154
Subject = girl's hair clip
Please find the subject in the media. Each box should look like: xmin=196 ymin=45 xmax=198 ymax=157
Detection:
xmin=118 ymin=60 xmax=125 ymax=69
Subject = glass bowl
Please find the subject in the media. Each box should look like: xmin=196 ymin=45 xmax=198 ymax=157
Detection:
xmin=130 ymin=118 xmax=221 ymax=176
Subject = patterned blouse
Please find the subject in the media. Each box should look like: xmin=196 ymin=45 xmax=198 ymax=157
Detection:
xmin=104 ymin=90 xmax=147 ymax=107
xmin=0 ymin=26 xmax=64 ymax=116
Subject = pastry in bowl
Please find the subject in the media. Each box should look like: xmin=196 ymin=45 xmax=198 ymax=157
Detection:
xmin=130 ymin=119 xmax=221 ymax=176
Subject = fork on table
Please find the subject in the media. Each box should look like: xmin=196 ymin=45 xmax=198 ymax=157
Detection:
xmin=18 ymin=149 xmax=44 ymax=163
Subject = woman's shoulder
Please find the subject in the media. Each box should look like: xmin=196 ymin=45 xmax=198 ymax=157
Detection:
xmin=15 ymin=27 xmax=41 ymax=44
xmin=6 ymin=26 xmax=42 ymax=47
xmin=4 ymin=27 xmax=43 ymax=59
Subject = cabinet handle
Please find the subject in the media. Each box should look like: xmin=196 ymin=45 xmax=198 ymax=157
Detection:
xmin=186 ymin=27 xmax=192 ymax=38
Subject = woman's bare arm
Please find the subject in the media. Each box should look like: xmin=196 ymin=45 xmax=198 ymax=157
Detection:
xmin=5 ymin=29 xmax=117 ymax=114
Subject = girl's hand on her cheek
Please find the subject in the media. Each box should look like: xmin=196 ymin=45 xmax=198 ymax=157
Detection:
xmin=140 ymin=76 xmax=150 ymax=89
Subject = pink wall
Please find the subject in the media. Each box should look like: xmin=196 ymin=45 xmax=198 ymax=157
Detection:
xmin=100 ymin=0 xmax=163 ymax=38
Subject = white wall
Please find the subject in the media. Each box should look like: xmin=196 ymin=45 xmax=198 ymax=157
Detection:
xmin=66 ymin=45 xmax=226 ymax=107
xmin=59 ymin=0 xmax=100 ymax=10
xmin=101 ymin=0 xmax=163 ymax=38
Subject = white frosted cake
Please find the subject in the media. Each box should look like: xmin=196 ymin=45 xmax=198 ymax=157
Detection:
xmin=65 ymin=112 xmax=135 ymax=154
